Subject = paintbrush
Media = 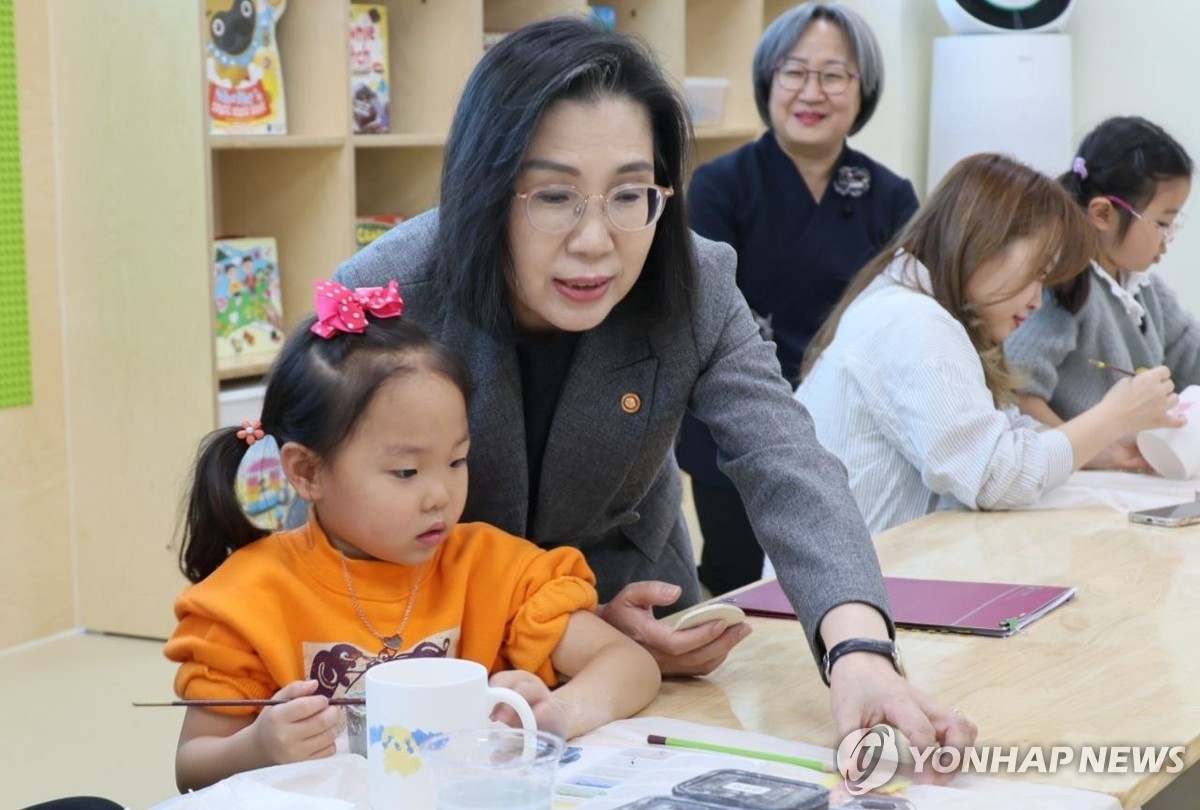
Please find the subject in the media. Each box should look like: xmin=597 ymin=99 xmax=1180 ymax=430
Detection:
xmin=1088 ymin=358 xmax=1146 ymax=377
xmin=133 ymin=696 xmax=365 ymax=708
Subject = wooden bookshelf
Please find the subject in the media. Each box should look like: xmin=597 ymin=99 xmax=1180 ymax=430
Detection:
xmin=216 ymin=354 xmax=275 ymax=382
xmin=352 ymin=133 xmax=448 ymax=148
xmin=202 ymin=0 xmax=770 ymax=361
xmin=209 ymin=135 xmax=347 ymax=150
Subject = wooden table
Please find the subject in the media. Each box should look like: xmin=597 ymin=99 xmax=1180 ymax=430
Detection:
xmin=640 ymin=507 xmax=1200 ymax=809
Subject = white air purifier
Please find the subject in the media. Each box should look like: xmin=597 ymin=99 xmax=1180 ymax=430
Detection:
xmin=927 ymin=0 xmax=1076 ymax=190
xmin=937 ymin=0 xmax=1075 ymax=35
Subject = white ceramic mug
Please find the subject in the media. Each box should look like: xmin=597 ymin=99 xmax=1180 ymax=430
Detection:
xmin=365 ymin=658 xmax=537 ymax=810
xmin=1138 ymin=384 xmax=1200 ymax=480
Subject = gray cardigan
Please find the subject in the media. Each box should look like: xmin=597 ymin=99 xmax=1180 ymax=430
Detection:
xmin=334 ymin=210 xmax=892 ymax=660
xmin=1006 ymin=271 xmax=1200 ymax=419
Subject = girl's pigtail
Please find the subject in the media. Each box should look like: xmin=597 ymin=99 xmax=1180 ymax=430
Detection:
xmin=178 ymin=426 xmax=270 ymax=582
xmin=1052 ymin=161 xmax=1094 ymax=314
xmin=1057 ymin=167 xmax=1087 ymax=206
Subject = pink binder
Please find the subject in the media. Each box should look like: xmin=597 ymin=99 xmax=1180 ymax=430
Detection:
xmin=722 ymin=577 xmax=1076 ymax=637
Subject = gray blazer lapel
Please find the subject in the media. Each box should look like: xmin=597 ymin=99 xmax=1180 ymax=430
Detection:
xmin=533 ymin=314 xmax=658 ymax=542
xmin=443 ymin=319 xmax=530 ymax=534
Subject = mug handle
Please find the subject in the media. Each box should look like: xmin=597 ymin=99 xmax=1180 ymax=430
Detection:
xmin=485 ymin=685 xmax=539 ymax=761
xmin=485 ymin=685 xmax=537 ymax=732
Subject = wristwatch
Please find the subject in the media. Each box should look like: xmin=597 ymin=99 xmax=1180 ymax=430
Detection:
xmin=821 ymin=638 xmax=906 ymax=686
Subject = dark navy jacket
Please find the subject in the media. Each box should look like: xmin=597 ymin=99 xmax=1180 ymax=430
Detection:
xmin=676 ymin=132 xmax=918 ymax=486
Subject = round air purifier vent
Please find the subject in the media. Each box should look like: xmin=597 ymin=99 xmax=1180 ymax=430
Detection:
xmin=937 ymin=0 xmax=1075 ymax=34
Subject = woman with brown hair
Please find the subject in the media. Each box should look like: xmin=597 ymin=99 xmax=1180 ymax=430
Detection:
xmin=797 ymin=153 xmax=1183 ymax=534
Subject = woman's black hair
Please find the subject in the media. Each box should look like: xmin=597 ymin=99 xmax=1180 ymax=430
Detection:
xmin=437 ymin=15 xmax=697 ymax=337
xmin=1053 ymin=116 xmax=1193 ymax=313
xmin=178 ymin=313 xmax=472 ymax=583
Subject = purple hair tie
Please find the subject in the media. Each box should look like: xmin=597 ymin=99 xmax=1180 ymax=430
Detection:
xmin=1072 ymin=156 xmax=1088 ymax=180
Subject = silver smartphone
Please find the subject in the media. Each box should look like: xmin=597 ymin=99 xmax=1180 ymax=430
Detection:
xmin=1129 ymin=500 xmax=1200 ymax=527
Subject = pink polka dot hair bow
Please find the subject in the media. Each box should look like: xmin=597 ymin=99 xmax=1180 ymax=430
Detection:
xmin=311 ymin=279 xmax=405 ymax=338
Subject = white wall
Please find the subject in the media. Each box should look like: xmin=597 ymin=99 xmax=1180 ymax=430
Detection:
xmin=843 ymin=0 xmax=947 ymax=196
xmin=844 ymin=0 xmax=1200 ymax=310
xmin=1068 ymin=0 xmax=1200 ymax=312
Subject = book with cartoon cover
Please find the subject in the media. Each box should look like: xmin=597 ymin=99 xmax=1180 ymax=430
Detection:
xmin=355 ymin=214 xmax=405 ymax=250
xmin=350 ymin=4 xmax=390 ymax=134
xmin=206 ymin=0 xmax=288 ymax=135
xmin=213 ymin=237 xmax=284 ymax=373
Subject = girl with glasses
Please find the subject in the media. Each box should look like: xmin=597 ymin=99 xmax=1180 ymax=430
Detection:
xmin=1006 ymin=117 xmax=1197 ymax=470
xmin=330 ymin=15 xmax=975 ymax=761
xmin=676 ymin=2 xmax=918 ymax=596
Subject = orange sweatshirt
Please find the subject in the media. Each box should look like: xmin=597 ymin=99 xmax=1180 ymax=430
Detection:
xmin=165 ymin=520 xmax=597 ymax=712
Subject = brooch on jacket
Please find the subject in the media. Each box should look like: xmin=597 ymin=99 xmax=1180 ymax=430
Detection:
xmin=833 ymin=166 xmax=871 ymax=198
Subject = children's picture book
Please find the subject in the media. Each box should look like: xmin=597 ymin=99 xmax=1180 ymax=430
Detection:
xmin=350 ymin=4 xmax=390 ymax=134
xmin=591 ymin=5 xmax=617 ymax=29
xmin=213 ymin=237 xmax=285 ymax=372
xmin=354 ymin=214 xmax=405 ymax=250
xmin=205 ymin=0 xmax=288 ymax=135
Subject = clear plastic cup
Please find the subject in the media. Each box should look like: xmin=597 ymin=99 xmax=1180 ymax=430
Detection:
xmin=345 ymin=687 xmax=367 ymax=757
xmin=420 ymin=727 xmax=564 ymax=810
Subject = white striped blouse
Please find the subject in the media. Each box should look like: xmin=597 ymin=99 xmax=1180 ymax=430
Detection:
xmin=795 ymin=252 xmax=1074 ymax=534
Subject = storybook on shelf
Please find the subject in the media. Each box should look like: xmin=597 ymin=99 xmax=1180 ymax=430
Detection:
xmin=355 ymin=214 xmax=405 ymax=250
xmin=205 ymin=0 xmax=288 ymax=135
xmin=213 ymin=237 xmax=284 ymax=374
xmin=723 ymin=577 xmax=1077 ymax=637
xmin=350 ymin=4 xmax=390 ymax=134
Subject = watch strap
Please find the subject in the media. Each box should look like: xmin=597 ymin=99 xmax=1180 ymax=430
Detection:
xmin=821 ymin=637 xmax=904 ymax=686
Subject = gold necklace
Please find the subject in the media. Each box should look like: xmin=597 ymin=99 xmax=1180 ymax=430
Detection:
xmin=338 ymin=551 xmax=428 ymax=651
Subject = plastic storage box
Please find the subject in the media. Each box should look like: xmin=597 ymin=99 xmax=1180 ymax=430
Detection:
xmin=683 ymin=77 xmax=730 ymax=126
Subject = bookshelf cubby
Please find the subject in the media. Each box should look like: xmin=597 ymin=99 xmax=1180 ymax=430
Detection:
xmin=62 ymin=0 xmax=783 ymax=638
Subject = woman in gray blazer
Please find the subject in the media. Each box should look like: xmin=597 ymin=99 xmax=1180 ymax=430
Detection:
xmin=336 ymin=17 xmax=974 ymax=752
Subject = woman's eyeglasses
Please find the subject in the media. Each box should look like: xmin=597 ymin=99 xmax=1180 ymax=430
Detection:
xmin=774 ymin=60 xmax=859 ymax=96
xmin=515 ymin=183 xmax=674 ymax=233
xmin=1105 ymin=195 xmax=1184 ymax=244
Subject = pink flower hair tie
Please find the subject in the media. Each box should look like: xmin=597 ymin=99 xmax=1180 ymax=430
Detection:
xmin=1072 ymin=156 xmax=1088 ymax=180
xmin=237 ymin=420 xmax=265 ymax=446
xmin=311 ymin=279 xmax=404 ymax=338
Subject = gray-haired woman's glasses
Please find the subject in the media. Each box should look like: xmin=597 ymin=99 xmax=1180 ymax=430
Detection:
xmin=515 ymin=183 xmax=674 ymax=233
xmin=774 ymin=60 xmax=859 ymax=96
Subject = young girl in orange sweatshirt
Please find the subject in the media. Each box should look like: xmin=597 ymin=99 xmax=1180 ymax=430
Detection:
xmin=165 ymin=279 xmax=659 ymax=791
